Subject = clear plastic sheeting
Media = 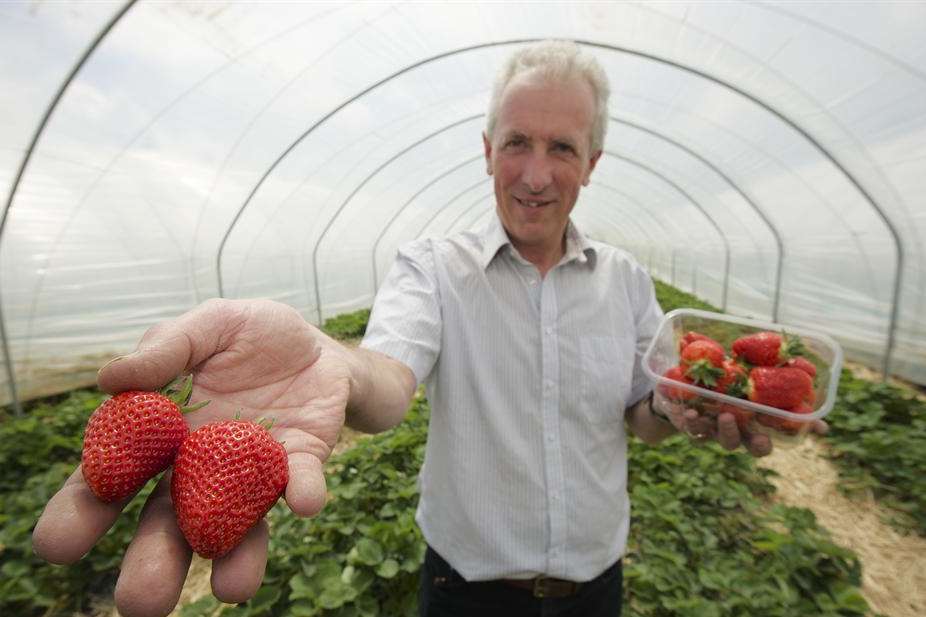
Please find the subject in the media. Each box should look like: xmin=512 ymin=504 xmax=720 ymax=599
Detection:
xmin=1 ymin=1 xmax=924 ymax=408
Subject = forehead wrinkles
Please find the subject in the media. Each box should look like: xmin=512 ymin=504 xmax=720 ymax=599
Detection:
xmin=495 ymin=74 xmax=595 ymax=148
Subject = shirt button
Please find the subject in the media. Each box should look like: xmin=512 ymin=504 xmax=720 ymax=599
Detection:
xmin=545 ymin=327 xmax=553 ymax=335
xmin=547 ymin=434 xmax=554 ymax=442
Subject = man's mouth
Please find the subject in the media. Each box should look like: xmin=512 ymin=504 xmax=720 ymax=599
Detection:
xmin=514 ymin=196 xmax=554 ymax=208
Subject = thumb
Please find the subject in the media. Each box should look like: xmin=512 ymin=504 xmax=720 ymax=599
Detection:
xmin=97 ymin=299 xmax=243 ymax=393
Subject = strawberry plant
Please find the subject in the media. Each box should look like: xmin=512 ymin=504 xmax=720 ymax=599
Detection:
xmin=824 ymin=369 xmax=926 ymax=535
xmin=322 ymin=308 xmax=371 ymax=340
xmin=653 ymin=280 xmax=720 ymax=313
xmin=0 ymin=389 xmax=101 ymax=492
xmin=624 ymin=435 xmax=870 ymax=617
xmin=0 ymin=461 xmax=156 ymax=616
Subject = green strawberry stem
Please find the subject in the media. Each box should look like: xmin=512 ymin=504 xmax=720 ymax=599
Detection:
xmin=782 ymin=331 xmax=806 ymax=358
xmin=160 ymin=374 xmax=210 ymax=413
xmin=685 ymin=361 xmax=724 ymax=387
xmin=726 ymin=377 xmax=748 ymax=399
xmin=255 ymin=417 xmax=276 ymax=431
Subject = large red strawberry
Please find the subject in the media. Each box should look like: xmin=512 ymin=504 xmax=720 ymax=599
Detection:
xmin=679 ymin=331 xmax=719 ymax=353
xmin=746 ymin=366 xmax=814 ymax=410
xmin=731 ymin=331 xmax=804 ymax=366
xmin=660 ymin=365 xmax=698 ymax=401
xmin=172 ymin=419 xmax=289 ymax=559
xmin=757 ymin=401 xmax=813 ymax=434
xmin=680 ymin=339 xmax=725 ymax=386
xmin=81 ymin=375 xmax=206 ymax=503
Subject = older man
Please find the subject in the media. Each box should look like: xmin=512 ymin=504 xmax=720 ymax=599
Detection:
xmin=33 ymin=41 xmax=770 ymax=617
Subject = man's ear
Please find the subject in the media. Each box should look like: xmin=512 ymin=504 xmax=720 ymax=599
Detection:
xmin=582 ymin=149 xmax=603 ymax=186
xmin=482 ymin=132 xmax=493 ymax=175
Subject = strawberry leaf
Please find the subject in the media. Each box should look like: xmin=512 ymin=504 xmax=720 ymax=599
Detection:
xmin=685 ymin=361 xmax=724 ymax=387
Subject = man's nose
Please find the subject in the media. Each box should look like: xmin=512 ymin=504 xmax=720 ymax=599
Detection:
xmin=521 ymin=151 xmax=552 ymax=193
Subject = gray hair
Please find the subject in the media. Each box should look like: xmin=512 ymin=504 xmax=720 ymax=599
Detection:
xmin=486 ymin=40 xmax=610 ymax=152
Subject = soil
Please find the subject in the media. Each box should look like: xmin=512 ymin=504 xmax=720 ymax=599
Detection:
xmin=758 ymin=436 xmax=925 ymax=617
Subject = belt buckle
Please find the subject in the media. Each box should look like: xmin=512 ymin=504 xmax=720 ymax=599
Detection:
xmin=532 ymin=576 xmax=551 ymax=598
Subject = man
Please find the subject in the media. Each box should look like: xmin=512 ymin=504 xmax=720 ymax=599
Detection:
xmin=33 ymin=41 xmax=775 ymax=617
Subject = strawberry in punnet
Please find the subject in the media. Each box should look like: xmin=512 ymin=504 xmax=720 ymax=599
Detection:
xmin=785 ymin=356 xmax=817 ymax=378
xmin=679 ymin=331 xmax=720 ymax=353
xmin=660 ymin=365 xmax=698 ymax=401
xmin=757 ymin=401 xmax=814 ymax=434
xmin=731 ymin=331 xmax=804 ymax=367
xmin=712 ymin=359 xmax=747 ymax=397
xmin=746 ymin=366 xmax=814 ymax=410
xmin=680 ymin=339 xmax=725 ymax=387
xmin=172 ymin=419 xmax=289 ymax=559
xmin=81 ymin=375 xmax=206 ymax=503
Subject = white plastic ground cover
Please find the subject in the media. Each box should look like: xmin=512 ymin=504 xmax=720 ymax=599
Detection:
xmin=0 ymin=1 xmax=924 ymax=407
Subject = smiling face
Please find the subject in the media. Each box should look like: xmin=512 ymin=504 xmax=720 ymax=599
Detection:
xmin=483 ymin=70 xmax=602 ymax=267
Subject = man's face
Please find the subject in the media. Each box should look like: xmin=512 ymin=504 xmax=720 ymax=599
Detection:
xmin=483 ymin=70 xmax=602 ymax=257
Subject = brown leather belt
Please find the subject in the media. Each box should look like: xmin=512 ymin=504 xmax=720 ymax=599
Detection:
xmin=502 ymin=576 xmax=583 ymax=598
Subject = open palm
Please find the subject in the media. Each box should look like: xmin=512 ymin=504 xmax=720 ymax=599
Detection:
xmin=33 ymin=299 xmax=352 ymax=617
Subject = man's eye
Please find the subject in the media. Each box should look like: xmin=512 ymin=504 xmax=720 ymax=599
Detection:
xmin=506 ymin=138 xmax=525 ymax=148
xmin=553 ymin=142 xmax=575 ymax=154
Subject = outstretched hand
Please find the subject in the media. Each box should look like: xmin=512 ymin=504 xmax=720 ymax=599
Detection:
xmin=33 ymin=299 xmax=353 ymax=617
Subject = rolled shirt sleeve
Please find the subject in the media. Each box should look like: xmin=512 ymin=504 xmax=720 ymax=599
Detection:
xmin=361 ymin=240 xmax=442 ymax=385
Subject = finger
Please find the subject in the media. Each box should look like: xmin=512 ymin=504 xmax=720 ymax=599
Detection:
xmin=661 ymin=402 xmax=688 ymax=431
xmin=715 ymin=413 xmax=741 ymax=451
xmin=284 ymin=452 xmax=328 ymax=517
xmin=211 ymin=520 xmax=269 ymax=604
xmin=745 ymin=433 xmax=773 ymax=458
xmin=682 ymin=409 xmax=714 ymax=439
xmin=32 ymin=467 xmax=127 ymax=564
xmin=114 ymin=473 xmax=192 ymax=617
xmin=97 ymin=299 xmax=242 ymax=393
xmin=812 ymin=419 xmax=829 ymax=435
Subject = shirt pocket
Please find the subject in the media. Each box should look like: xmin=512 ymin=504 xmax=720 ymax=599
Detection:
xmin=580 ymin=335 xmax=634 ymax=424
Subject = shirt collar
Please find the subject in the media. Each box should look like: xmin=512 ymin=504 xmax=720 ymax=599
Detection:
xmin=479 ymin=211 xmax=597 ymax=270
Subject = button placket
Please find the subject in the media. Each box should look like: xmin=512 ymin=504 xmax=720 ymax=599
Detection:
xmin=539 ymin=273 xmax=567 ymax=575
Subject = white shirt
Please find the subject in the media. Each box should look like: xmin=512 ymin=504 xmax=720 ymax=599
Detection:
xmin=361 ymin=212 xmax=664 ymax=582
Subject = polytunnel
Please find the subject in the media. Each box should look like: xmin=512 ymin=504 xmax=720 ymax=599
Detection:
xmin=2 ymin=1 xmax=925 ymax=414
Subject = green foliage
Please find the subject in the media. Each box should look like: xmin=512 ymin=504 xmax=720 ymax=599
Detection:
xmin=0 ymin=389 xmax=103 ymax=492
xmin=0 ymin=388 xmax=160 ymax=617
xmin=823 ymin=369 xmax=926 ymax=534
xmin=653 ymin=280 xmax=721 ymax=313
xmin=322 ymin=309 xmax=371 ymax=341
xmin=0 ymin=457 xmax=157 ymax=617
xmin=624 ymin=435 xmax=868 ymax=617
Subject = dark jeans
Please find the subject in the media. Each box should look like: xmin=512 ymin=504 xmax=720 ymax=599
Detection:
xmin=418 ymin=546 xmax=623 ymax=617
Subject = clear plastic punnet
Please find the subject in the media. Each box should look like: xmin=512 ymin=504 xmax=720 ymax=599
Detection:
xmin=642 ymin=308 xmax=844 ymax=446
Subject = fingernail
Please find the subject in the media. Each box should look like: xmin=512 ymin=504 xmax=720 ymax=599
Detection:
xmin=98 ymin=355 xmax=128 ymax=373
